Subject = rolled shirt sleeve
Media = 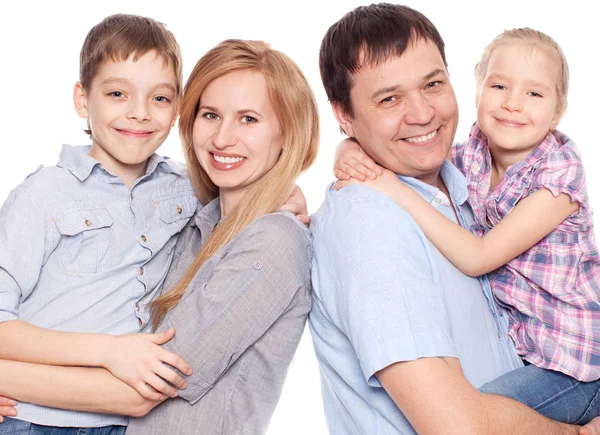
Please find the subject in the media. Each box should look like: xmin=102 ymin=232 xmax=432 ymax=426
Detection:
xmin=159 ymin=213 xmax=312 ymax=404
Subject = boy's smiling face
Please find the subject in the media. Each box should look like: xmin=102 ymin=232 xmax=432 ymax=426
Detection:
xmin=74 ymin=50 xmax=178 ymax=185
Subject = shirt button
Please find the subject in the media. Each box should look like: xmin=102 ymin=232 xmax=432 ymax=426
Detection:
xmin=141 ymin=235 xmax=147 ymax=242
xmin=139 ymin=267 xmax=144 ymax=276
xmin=176 ymin=206 xmax=183 ymax=214
xmin=253 ymin=261 xmax=263 ymax=270
xmin=135 ymin=303 xmax=140 ymax=312
xmin=130 ymin=192 xmax=134 ymax=200
xmin=85 ymin=219 xmax=92 ymax=227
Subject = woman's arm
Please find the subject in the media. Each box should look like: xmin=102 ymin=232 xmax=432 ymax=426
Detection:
xmin=160 ymin=213 xmax=311 ymax=404
xmin=361 ymin=170 xmax=578 ymax=276
xmin=0 ymin=359 xmax=165 ymax=417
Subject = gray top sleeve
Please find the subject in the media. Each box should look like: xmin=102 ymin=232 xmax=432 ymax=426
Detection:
xmin=159 ymin=213 xmax=312 ymax=404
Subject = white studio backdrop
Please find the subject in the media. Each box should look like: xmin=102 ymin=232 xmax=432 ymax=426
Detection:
xmin=0 ymin=1 xmax=597 ymax=433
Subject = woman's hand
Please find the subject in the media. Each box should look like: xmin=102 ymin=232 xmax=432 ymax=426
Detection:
xmin=281 ymin=184 xmax=310 ymax=226
xmin=0 ymin=396 xmax=17 ymax=423
xmin=334 ymin=138 xmax=383 ymax=181
xmin=103 ymin=328 xmax=193 ymax=401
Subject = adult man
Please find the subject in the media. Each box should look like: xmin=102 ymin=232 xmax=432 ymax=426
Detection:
xmin=308 ymin=4 xmax=582 ymax=434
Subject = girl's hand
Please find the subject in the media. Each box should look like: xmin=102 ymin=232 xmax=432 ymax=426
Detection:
xmin=0 ymin=396 xmax=17 ymax=423
xmin=281 ymin=184 xmax=310 ymax=226
xmin=334 ymin=138 xmax=383 ymax=181
xmin=104 ymin=328 xmax=193 ymax=401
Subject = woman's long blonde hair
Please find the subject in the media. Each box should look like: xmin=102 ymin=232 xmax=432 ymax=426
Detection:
xmin=150 ymin=39 xmax=319 ymax=327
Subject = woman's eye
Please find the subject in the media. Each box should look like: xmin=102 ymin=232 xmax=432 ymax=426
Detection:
xmin=202 ymin=112 xmax=219 ymax=121
xmin=241 ymin=115 xmax=257 ymax=123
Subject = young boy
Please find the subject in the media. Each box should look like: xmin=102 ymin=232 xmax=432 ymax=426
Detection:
xmin=0 ymin=14 xmax=196 ymax=433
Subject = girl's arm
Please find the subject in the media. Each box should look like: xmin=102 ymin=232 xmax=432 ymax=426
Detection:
xmin=0 ymin=359 xmax=165 ymax=417
xmin=365 ymin=169 xmax=578 ymax=276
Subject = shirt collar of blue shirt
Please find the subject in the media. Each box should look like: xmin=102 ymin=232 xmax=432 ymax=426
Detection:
xmin=56 ymin=144 xmax=185 ymax=182
xmin=397 ymin=159 xmax=470 ymax=206
xmin=193 ymin=197 xmax=221 ymax=237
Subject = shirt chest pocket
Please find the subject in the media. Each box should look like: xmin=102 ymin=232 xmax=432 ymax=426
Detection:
xmin=55 ymin=208 xmax=115 ymax=276
xmin=154 ymin=194 xmax=198 ymax=250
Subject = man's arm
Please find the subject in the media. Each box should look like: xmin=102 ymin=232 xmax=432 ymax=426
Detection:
xmin=377 ymin=357 xmax=578 ymax=435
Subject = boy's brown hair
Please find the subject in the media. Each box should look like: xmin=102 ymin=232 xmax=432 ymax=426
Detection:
xmin=79 ymin=14 xmax=183 ymax=95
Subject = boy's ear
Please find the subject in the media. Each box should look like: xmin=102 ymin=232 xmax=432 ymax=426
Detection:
xmin=331 ymin=102 xmax=356 ymax=138
xmin=73 ymin=82 xmax=89 ymax=119
xmin=171 ymin=100 xmax=180 ymax=128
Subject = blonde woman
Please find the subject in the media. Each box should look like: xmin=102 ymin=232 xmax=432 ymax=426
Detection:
xmin=0 ymin=39 xmax=319 ymax=435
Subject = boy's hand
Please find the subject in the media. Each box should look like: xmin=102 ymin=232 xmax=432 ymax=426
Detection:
xmin=334 ymin=138 xmax=383 ymax=181
xmin=0 ymin=396 xmax=17 ymax=423
xmin=281 ymin=184 xmax=310 ymax=226
xmin=104 ymin=328 xmax=193 ymax=401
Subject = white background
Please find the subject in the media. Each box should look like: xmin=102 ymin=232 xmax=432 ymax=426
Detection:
xmin=0 ymin=1 xmax=597 ymax=433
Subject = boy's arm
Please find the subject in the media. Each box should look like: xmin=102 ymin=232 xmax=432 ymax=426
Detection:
xmin=363 ymin=170 xmax=577 ymax=276
xmin=0 ymin=186 xmax=190 ymax=399
xmin=377 ymin=357 xmax=579 ymax=435
xmin=0 ymin=359 xmax=165 ymax=417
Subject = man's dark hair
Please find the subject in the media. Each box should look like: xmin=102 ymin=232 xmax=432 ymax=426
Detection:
xmin=319 ymin=3 xmax=447 ymax=116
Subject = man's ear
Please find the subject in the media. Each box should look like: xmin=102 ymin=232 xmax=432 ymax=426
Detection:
xmin=331 ymin=102 xmax=356 ymax=137
xmin=73 ymin=82 xmax=89 ymax=119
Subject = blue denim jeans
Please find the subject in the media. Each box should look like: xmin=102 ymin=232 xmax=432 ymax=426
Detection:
xmin=479 ymin=363 xmax=600 ymax=424
xmin=0 ymin=418 xmax=126 ymax=435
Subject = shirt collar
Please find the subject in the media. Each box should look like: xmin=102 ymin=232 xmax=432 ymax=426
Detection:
xmin=469 ymin=122 xmax=567 ymax=176
xmin=56 ymin=144 xmax=185 ymax=182
xmin=193 ymin=197 xmax=221 ymax=236
xmin=398 ymin=159 xmax=469 ymax=206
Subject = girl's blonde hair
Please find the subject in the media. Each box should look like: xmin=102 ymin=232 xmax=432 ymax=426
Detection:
xmin=150 ymin=39 xmax=319 ymax=327
xmin=474 ymin=27 xmax=569 ymax=118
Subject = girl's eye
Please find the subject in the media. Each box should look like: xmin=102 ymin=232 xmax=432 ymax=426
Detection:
xmin=241 ymin=115 xmax=257 ymax=123
xmin=528 ymin=91 xmax=542 ymax=97
xmin=492 ymin=84 xmax=507 ymax=91
xmin=202 ymin=112 xmax=219 ymax=121
xmin=154 ymin=96 xmax=171 ymax=103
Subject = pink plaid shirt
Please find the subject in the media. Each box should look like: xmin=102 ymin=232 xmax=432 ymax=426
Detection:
xmin=452 ymin=123 xmax=600 ymax=381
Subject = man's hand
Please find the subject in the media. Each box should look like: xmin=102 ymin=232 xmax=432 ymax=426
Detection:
xmin=103 ymin=328 xmax=192 ymax=400
xmin=281 ymin=184 xmax=310 ymax=226
xmin=334 ymin=138 xmax=383 ymax=181
xmin=0 ymin=396 xmax=17 ymax=423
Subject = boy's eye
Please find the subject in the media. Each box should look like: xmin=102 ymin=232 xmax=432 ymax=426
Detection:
xmin=154 ymin=95 xmax=171 ymax=103
xmin=491 ymin=84 xmax=507 ymax=91
xmin=241 ymin=115 xmax=257 ymax=124
xmin=108 ymin=91 xmax=124 ymax=98
xmin=202 ymin=112 xmax=219 ymax=121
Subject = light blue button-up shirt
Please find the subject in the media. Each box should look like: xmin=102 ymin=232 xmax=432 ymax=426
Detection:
xmin=0 ymin=145 xmax=198 ymax=428
xmin=309 ymin=160 xmax=523 ymax=434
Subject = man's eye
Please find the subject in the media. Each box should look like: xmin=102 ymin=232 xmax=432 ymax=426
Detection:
xmin=427 ymin=81 xmax=441 ymax=88
xmin=380 ymin=96 xmax=396 ymax=104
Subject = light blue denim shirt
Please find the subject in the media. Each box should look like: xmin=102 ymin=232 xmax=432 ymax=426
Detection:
xmin=0 ymin=145 xmax=198 ymax=428
xmin=309 ymin=160 xmax=523 ymax=434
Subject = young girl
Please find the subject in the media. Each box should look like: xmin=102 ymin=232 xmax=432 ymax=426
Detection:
xmin=334 ymin=28 xmax=600 ymax=428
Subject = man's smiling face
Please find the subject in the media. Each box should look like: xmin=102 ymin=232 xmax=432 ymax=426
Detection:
xmin=334 ymin=38 xmax=459 ymax=185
